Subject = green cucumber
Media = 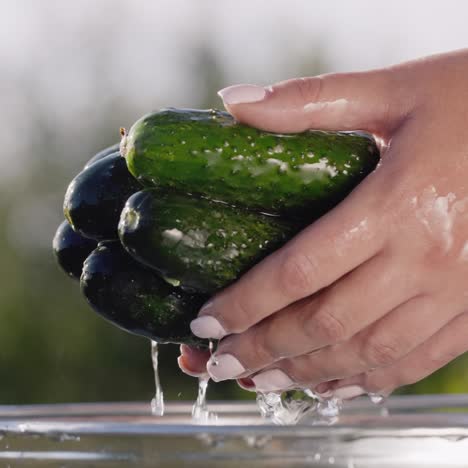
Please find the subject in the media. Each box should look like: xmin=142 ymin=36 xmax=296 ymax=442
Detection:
xmin=80 ymin=240 xmax=208 ymax=346
xmin=84 ymin=143 xmax=119 ymax=169
xmin=53 ymin=220 xmax=97 ymax=280
xmin=64 ymin=153 xmax=142 ymax=240
xmin=122 ymin=108 xmax=379 ymax=220
xmin=118 ymin=190 xmax=300 ymax=294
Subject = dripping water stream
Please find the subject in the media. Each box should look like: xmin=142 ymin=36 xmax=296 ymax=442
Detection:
xmin=149 ymin=339 xmax=387 ymax=425
xmin=191 ymin=340 xmax=218 ymax=423
xmin=150 ymin=340 xmax=164 ymax=416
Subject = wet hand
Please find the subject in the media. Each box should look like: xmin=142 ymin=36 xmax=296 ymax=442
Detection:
xmin=179 ymin=49 xmax=468 ymax=399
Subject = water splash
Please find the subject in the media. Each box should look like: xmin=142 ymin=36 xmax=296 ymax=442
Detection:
xmin=256 ymin=390 xmax=342 ymax=426
xmin=192 ymin=376 xmax=217 ymax=424
xmin=150 ymin=341 xmax=164 ymax=416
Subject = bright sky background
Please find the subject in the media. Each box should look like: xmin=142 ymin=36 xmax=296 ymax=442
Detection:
xmin=2 ymin=0 xmax=468 ymax=250
xmin=2 ymin=0 xmax=467 ymax=148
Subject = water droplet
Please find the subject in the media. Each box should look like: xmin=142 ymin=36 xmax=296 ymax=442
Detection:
xmin=272 ymin=144 xmax=284 ymax=153
xmin=369 ymin=392 xmax=386 ymax=405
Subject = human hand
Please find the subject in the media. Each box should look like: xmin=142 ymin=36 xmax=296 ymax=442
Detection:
xmin=178 ymin=49 xmax=468 ymax=399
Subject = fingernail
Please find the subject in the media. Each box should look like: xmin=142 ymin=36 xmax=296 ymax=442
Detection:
xmin=218 ymin=84 xmax=266 ymax=105
xmin=333 ymin=385 xmax=366 ymax=400
xmin=238 ymin=377 xmax=256 ymax=392
xmin=252 ymin=369 xmax=294 ymax=392
xmin=314 ymin=388 xmax=334 ymax=398
xmin=314 ymin=382 xmax=334 ymax=398
xmin=207 ymin=354 xmax=245 ymax=382
xmin=177 ymin=356 xmax=208 ymax=378
xmin=179 ymin=344 xmax=195 ymax=356
xmin=190 ymin=316 xmax=226 ymax=339
xmin=179 ymin=343 xmax=210 ymax=358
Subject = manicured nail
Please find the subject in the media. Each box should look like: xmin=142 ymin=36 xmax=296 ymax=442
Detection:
xmin=207 ymin=353 xmax=245 ymax=382
xmin=252 ymin=369 xmax=294 ymax=392
xmin=237 ymin=377 xmax=256 ymax=392
xmin=314 ymin=388 xmax=334 ymax=398
xmin=177 ymin=356 xmax=208 ymax=378
xmin=314 ymin=382 xmax=334 ymax=398
xmin=333 ymin=385 xmax=366 ymax=400
xmin=218 ymin=84 xmax=266 ymax=105
xmin=190 ymin=316 xmax=227 ymax=339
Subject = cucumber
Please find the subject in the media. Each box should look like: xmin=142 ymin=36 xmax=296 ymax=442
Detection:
xmin=81 ymin=241 xmax=208 ymax=346
xmin=53 ymin=220 xmax=97 ymax=280
xmin=84 ymin=143 xmax=119 ymax=169
xmin=119 ymin=190 xmax=300 ymax=294
xmin=64 ymin=153 xmax=142 ymax=240
xmin=122 ymin=108 xmax=379 ymax=220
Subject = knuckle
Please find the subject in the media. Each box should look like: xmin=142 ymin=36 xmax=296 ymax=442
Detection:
xmin=363 ymin=336 xmax=401 ymax=368
xmin=292 ymin=76 xmax=324 ymax=104
xmin=310 ymin=306 xmax=348 ymax=345
xmin=426 ymin=347 xmax=458 ymax=370
xmin=246 ymin=327 xmax=277 ymax=368
xmin=224 ymin=296 xmax=252 ymax=333
xmin=279 ymin=250 xmax=318 ymax=298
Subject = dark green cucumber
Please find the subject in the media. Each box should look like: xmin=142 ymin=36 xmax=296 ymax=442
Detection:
xmin=84 ymin=143 xmax=120 ymax=169
xmin=123 ymin=108 xmax=379 ymax=220
xmin=81 ymin=241 xmax=208 ymax=346
xmin=119 ymin=190 xmax=300 ymax=294
xmin=64 ymin=153 xmax=141 ymax=240
xmin=53 ymin=220 xmax=97 ymax=280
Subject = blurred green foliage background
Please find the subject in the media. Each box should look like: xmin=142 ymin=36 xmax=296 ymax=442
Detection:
xmin=2 ymin=0 xmax=468 ymax=405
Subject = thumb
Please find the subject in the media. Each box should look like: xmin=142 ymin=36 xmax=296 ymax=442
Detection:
xmin=218 ymin=69 xmax=410 ymax=136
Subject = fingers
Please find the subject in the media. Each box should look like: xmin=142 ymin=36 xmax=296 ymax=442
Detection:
xmin=190 ymin=172 xmax=386 ymax=340
xmin=249 ymin=295 xmax=451 ymax=391
xmin=327 ymin=311 xmax=468 ymax=398
xmin=177 ymin=345 xmax=210 ymax=377
xmin=206 ymin=252 xmax=418 ymax=382
xmin=218 ymin=68 xmax=411 ymax=135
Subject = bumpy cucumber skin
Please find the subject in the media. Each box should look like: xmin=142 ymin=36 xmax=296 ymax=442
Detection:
xmin=84 ymin=143 xmax=120 ymax=169
xmin=80 ymin=241 xmax=208 ymax=346
xmin=124 ymin=108 xmax=379 ymax=220
xmin=53 ymin=220 xmax=97 ymax=280
xmin=119 ymin=190 xmax=300 ymax=294
xmin=64 ymin=153 xmax=142 ymax=240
